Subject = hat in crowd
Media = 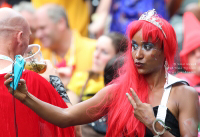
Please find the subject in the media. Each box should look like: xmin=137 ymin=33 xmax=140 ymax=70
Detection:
xmin=180 ymin=12 xmax=200 ymax=71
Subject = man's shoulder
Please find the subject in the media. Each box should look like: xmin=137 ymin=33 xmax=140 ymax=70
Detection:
xmin=22 ymin=70 xmax=51 ymax=88
xmin=22 ymin=70 xmax=45 ymax=80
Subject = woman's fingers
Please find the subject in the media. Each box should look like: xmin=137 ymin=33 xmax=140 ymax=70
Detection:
xmin=19 ymin=79 xmax=26 ymax=85
xmin=4 ymin=77 xmax=12 ymax=88
xmin=130 ymin=88 xmax=141 ymax=105
xmin=4 ymin=72 xmax=12 ymax=79
xmin=126 ymin=93 xmax=137 ymax=108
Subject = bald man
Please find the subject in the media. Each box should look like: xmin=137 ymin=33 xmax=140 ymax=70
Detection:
xmin=0 ymin=8 xmax=74 ymax=137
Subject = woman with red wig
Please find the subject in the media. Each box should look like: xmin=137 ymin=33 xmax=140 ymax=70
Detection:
xmin=4 ymin=9 xmax=199 ymax=137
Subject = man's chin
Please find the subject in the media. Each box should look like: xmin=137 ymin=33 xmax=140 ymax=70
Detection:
xmin=42 ymin=43 xmax=51 ymax=48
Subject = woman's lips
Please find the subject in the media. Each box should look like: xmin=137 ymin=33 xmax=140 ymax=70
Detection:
xmin=135 ymin=62 xmax=144 ymax=68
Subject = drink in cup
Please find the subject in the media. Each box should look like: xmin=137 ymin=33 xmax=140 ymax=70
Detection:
xmin=23 ymin=44 xmax=47 ymax=74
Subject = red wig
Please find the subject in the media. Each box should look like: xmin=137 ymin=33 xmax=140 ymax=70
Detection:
xmin=89 ymin=16 xmax=178 ymax=137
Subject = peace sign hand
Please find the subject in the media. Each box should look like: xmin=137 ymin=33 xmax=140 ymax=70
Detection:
xmin=126 ymin=88 xmax=156 ymax=130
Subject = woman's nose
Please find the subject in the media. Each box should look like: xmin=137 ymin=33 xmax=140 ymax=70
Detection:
xmin=135 ymin=47 xmax=144 ymax=60
xmin=94 ymin=50 xmax=101 ymax=59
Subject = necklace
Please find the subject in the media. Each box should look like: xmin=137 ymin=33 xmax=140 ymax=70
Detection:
xmin=0 ymin=54 xmax=13 ymax=62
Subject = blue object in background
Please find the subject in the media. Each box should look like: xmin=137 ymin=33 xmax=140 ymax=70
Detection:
xmin=110 ymin=0 xmax=169 ymax=34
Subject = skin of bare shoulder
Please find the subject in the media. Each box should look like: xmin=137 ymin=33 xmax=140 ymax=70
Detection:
xmin=171 ymin=83 xmax=199 ymax=137
xmin=172 ymin=83 xmax=198 ymax=108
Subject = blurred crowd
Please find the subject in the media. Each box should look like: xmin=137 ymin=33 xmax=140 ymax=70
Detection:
xmin=0 ymin=0 xmax=200 ymax=136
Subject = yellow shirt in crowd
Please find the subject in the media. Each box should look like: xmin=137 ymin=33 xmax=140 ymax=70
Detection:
xmin=32 ymin=0 xmax=90 ymax=36
xmin=40 ymin=31 xmax=96 ymax=73
xmin=68 ymin=71 xmax=104 ymax=101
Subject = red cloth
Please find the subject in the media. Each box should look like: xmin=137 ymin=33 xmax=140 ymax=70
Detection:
xmin=56 ymin=59 xmax=67 ymax=68
xmin=180 ymin=12 xmax=200 ymax=71
xmin=0 ymin=70 xmax=74 ymax=137
xmin=0 ymin=2 xmax=12 ymax=8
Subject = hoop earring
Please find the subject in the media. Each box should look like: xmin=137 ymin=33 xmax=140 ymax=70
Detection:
xmin=164 ymin=61 xmax=168 ymax=84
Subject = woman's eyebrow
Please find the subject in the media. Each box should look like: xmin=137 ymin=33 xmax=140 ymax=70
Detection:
xmin=132 ymin=40 xmax=137 ymax=44
xmin=141 ymin=41 xmax=151 ymax=44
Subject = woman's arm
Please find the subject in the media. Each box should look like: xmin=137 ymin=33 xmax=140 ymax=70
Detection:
xmin=4 ymin=73 xmax=111 ymax=128
xmin=178 ymin=86 xmax=199 ymax=137
xmin=126 ymin=87 xmax=199 ymax=137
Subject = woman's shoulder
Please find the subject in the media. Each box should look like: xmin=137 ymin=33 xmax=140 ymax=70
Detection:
xmin=169 ymin=73 xmax=196 ymax=101
xmin=172 ymin=83 xmax=198 ymax=103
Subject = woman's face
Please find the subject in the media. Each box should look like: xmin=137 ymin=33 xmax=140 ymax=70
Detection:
xmin=92 ymin=36 xmax=116 ymax=73
xmin=188 ymin=47 xmax=200 ymax=75
xmin=131 ymin=29 xmax=165 ymax=75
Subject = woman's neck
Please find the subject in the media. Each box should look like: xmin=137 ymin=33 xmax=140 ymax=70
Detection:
xmin=144 ymin=68 xmax=166 ymax=91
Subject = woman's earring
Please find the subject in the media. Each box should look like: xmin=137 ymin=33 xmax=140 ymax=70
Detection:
xmin=164 ymin=61 xmax=168 ymax=84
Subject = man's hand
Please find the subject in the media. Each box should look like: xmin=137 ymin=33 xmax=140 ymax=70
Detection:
xmin=4 ymin=73 xmax=28 ymax=102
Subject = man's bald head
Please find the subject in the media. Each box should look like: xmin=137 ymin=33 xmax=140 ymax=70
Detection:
xmin=0 ymin=8 xmax=30 ymax=36
xmin=0 ymin=8 xmax=31 ymax=57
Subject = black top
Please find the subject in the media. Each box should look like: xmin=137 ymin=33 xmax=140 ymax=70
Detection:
xmin=145 ymin=106 xmax=180 ymax=137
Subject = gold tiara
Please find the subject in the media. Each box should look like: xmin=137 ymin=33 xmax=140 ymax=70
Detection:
xmin=139 ymin=9 xmax=167 ymax=38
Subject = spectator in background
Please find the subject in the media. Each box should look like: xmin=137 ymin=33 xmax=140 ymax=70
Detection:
xmin=5 ymin=0 xmax=30 ymax=6
xmin=176 ymin=12 xmax=200 ymax=135
xmin=68 ymin=32 xmax=127 ymax=102
xmin=32 ymin=0 xmax=91 ymax=37
xmin=0 ymin=0 xmax=11 ymax=8
xmin=35 ymin=4 xmax=96 ymax=86
xmin=169 ymin=1 xmax=199 ymax=70
xmin=67 ymin=32 xmax=127 ymax=137
xmin=89 ymin=0 xmax=170 ymax=37
xmin=13 ymin=1 xmax=36 ymax=44
xmin=104 ymin=54 xmax=124 ymax=85
xmin=176 ymin=12 xmax=200 ymax=103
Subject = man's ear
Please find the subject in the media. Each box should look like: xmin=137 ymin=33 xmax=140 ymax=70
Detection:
xmin=57 ymin=18 xmax=67 ymax=31
xmin=16 ymin=31 xmax=23 ymax=45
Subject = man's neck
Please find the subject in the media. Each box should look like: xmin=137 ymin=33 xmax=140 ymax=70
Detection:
xmin=0 ymin=50 xmax=14 ymax=70
xmin=53 ymin=30 xmax=72 ymax=58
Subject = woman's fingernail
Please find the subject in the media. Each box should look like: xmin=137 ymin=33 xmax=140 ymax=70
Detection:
xmin=10 ymin=78 xmax=12 ymax=81
xmin=126 ymin=93 xmax=129 ymax=96
xmin=18 ymin=83 xmax=21 ymax=86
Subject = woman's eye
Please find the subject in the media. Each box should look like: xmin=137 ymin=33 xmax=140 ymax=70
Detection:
xmin=102 ymin=50 xmax=108 ymax=54
xmin=132 ymin=43 xmax=138 ymax=51
xmin=143 ymin=43 xmax=154 ymax=51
